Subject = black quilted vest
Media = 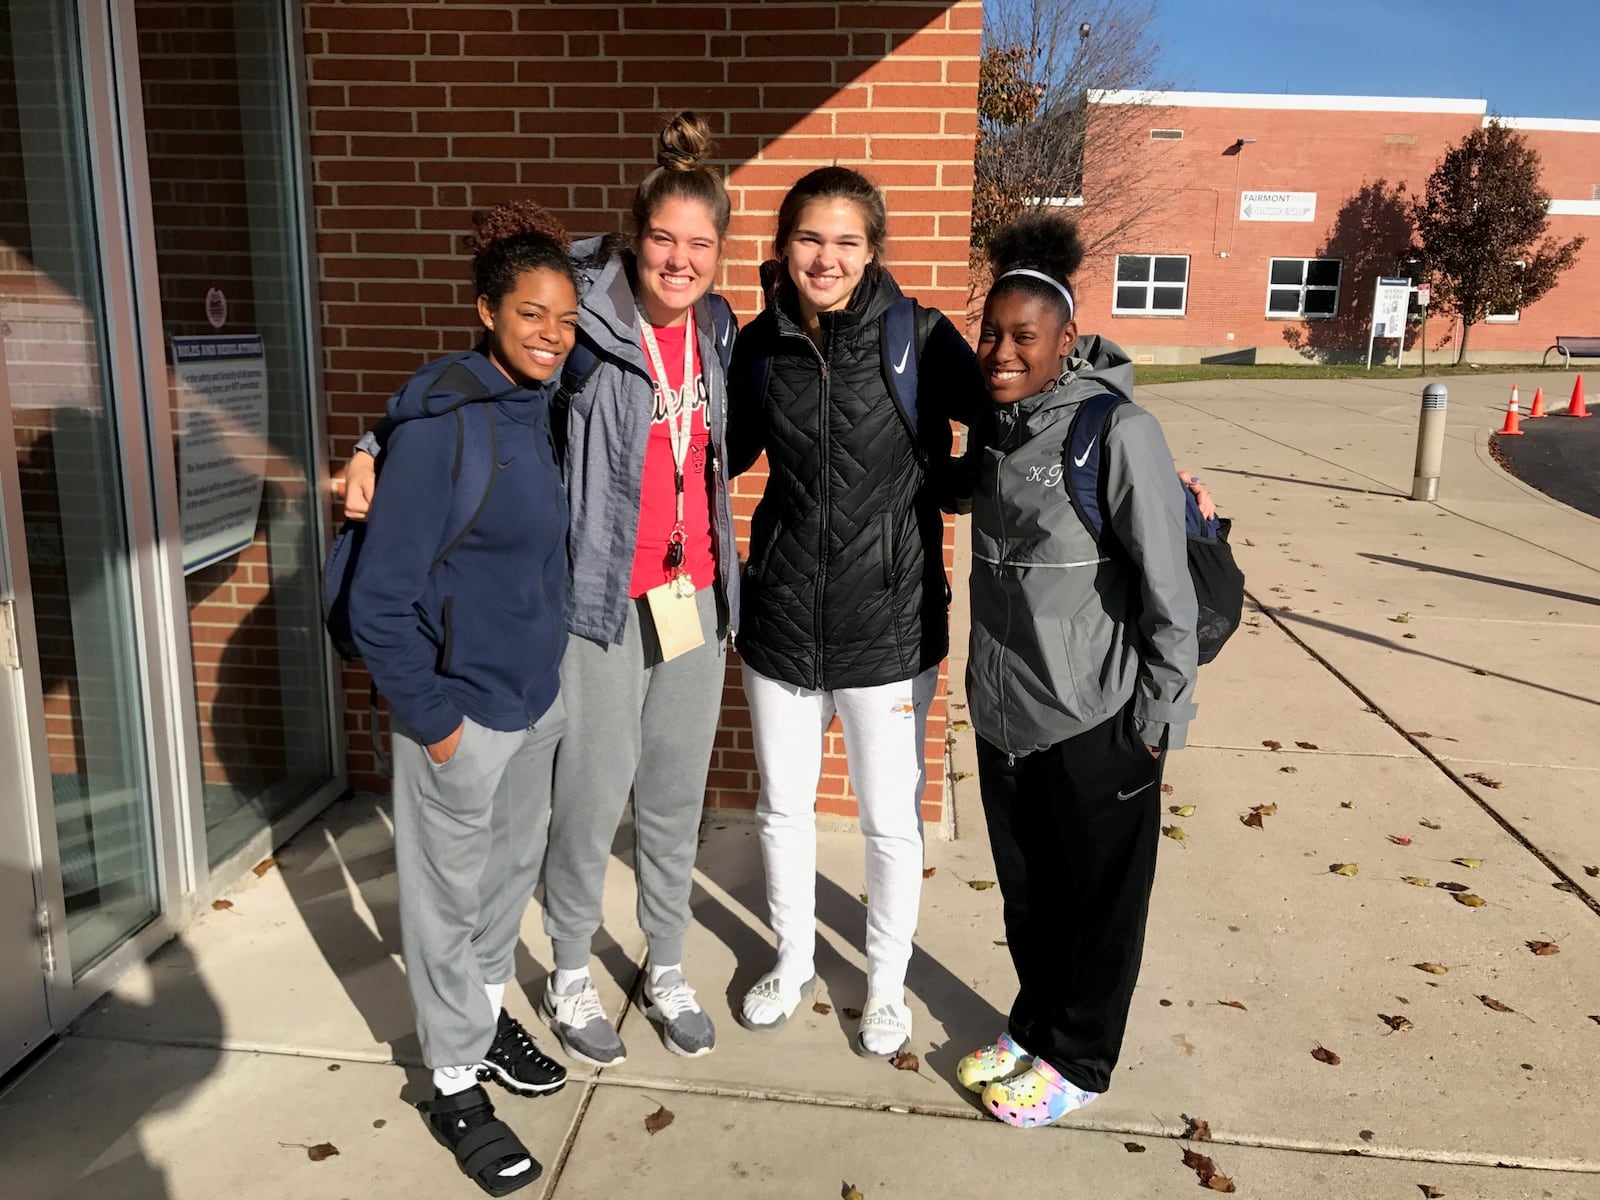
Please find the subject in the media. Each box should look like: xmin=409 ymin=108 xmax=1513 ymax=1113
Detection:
xmin=731 ymin=270 xmax=950 ymax=691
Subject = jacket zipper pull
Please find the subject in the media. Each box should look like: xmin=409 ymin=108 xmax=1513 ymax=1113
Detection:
xmin=1007 ymin=752 xmax=1016 ymax=767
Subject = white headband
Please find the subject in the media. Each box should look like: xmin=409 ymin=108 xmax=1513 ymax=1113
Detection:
xmin=997 ymin=268 xmax=1075 ymax=319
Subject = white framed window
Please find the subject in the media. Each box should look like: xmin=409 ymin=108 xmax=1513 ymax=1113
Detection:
xmin=1113 ymin=254 xmax=1189 ymax=315
xmin=1487 ymin=260 xmax=1526 ymax=323
xmin=1266 ymin=258 xmax=1341 ymax=319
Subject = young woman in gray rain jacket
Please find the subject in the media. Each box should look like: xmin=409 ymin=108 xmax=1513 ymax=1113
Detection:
xmin=954 ymin=214 xmax=1199 ymax=1129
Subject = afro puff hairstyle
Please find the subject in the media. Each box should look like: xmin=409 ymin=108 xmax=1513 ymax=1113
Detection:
xmin=986 ymin=213 xmax=1085 ymax=321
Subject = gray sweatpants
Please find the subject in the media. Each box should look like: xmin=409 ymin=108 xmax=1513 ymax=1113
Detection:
xmin=392 ymin=702 xmax=564 ymax=1069
xmin=543 ymin=587 xmax=724 ymax=970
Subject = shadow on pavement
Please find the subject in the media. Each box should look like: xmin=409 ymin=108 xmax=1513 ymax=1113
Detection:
xmin=1360 ymin=553 xmax=1600 ymax=607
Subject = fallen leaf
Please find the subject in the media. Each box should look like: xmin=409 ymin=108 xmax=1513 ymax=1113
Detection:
xmin=1182 ymin=1114 xmax=1213 ymax=1140
xmin=1256 ymin=803 xmax=1278 ymax=816
xmin=252 ymin=857 xmax=277 ymax=878
xmin=842 ymin=1182 xmax=865 ymax=1200
xmin=1240 ymin=810 xmax=1264 ymax=830
xmin=1450 ymin=857 xmax=1482 ymax=869
xmin=1454 ymin=893 xmax=1486 ymax=907
xmin=1163 ymin=825 xmax=1188 ymax=842
xmin=890 ymin=1050 xmax=920 ymax=1072
xmin=372 ymin=1119 xmax=386 ymax=1129
xmin=644 ymin=1105 xmax=674 ymax=1135
xmin=1379 ymin=1014 xmax=1414 ymax=1032
xmin=1463 ymin=772 xmax=1503 ymax=790
xmin=307 ymin=1143 xmax=339 ymax=1162
xmin=1262 ymin=740 xmax=1282 ymax=750
xmin=1124 ymin=1141 xmax=1147 ymax=1153
xmin=1170 ymin=804 xmax=1196 ymax=817
xmin=1280 ymin=765 xmax=1298 ymax=774
xmin=1418 ymin=1187 xmax=1444 ymax=1199
xmin=1207 ymin=1174 xmax=1237 ymax=1193
xmin=1340 ymin=799 xmax=1353 ymax=808
xmin=841 ymin=1007 xmax=861 ymax=1020
xmin=1477 ymin=994 xmax=1514 ymax=1013
xmin=1295 ymin=741 xmax=1319 ymax=750
xmin=1329 ymin=863 xmax=1359 ymax=876
xmin=1435 ymin=881 xmax=1469 ymax=892
xmin=1182 ymin=1148 xmax=1236 ymax=1192
xmin=1389 ymin=835 xmax=1413 ymax=846
xmin=967 ymin=880 xmax=996 ymax=891
xmin=211 ymin=899 xmax=233 ymax=911
xmin=1311 ymin=1044 xmax=1341 ymax=1065
xmin=813 ymin=1001 xmax=833 ymax=1015
xmin=921 ymin=867 xmax=936 ymax=879
xmin=1402 ymin=876 xmax=1431 ymax=887
xmin=1554 ymin=880 xmax=1580 ymax=895
xmin=1217 ymin=1000 xmax=1247 ymax=1012
xmin=1585 ymin=865 xmax=1599 ymax=878
xmin=1389 ymin=612 xmax=1411 ymax=623
xmin=1161 ymin=783 xmax=1175 ymax=794
xmin=1527 ymin=940 xmax=1560 ymax=956
xmin=1414 ymin=962 xmax=1448 ymax=974
xmin=1419 ymin=819 xmax=1442 ymax=830
xmin=857 ymin=893 xmax=869 ymax=904
xmin=1588 ymin=1015 xmax=1600 ymax=1025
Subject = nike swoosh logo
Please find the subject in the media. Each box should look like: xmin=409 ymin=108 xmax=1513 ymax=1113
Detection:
xmin=721 ymin=324 xmax=731 ymax=347
xmin=1116 ymin=780 xmax=1154 ymax=801
xmin=892 ymin=343 xmax=910 ymax=374
xmin=1073 ymin=436 xmax=1097 ymax=468
xmin=496 ymin=459 xmax=515 ymax=469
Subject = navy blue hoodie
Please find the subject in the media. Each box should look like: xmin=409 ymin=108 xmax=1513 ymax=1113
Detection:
xmin=349 ymin=348 xmax=568 ymax=746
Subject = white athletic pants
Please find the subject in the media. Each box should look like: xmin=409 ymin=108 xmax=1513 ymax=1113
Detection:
xmin=743 ymin=662 xmax=939 ymax=1000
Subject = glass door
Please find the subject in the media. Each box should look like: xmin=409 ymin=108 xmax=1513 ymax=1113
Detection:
xmin=1 ymin=0 xmax=160 ymax=979
xmin=0 ymin=482 xmax=50 ymax=1073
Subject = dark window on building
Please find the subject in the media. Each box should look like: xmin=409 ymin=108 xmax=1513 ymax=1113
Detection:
xmin=1113 ymin=254 xmax=1189 ymax=315
xmin=1150 ymin=128 xmax=1183 ymax=140
xmin=1267 ymin=257 xmax=1341 ymax=319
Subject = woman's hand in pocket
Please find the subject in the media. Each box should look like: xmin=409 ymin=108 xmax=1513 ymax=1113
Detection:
xmin=427 ymin=723 xmax=464 ymax=766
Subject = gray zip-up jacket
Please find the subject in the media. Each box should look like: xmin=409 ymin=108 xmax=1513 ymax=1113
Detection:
xmin=554 ymin=238 xmax=741 ymax=645
xmin=966 ymin=335 xmax=1198 ymax=757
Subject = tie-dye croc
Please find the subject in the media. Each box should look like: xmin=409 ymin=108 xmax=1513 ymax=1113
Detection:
xmin=955 ymin=1032 xmax=1031 ymax=1093
xmin=980 ymin=1058 xmax=1099 ymax=1128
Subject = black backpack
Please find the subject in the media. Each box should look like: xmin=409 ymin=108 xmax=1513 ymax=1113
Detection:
xmin=1063 ymin=393 xmax=1245 ymax=665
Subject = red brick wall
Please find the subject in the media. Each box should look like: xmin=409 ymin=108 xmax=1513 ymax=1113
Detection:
xmin=303 ymin=0 xmax=983 ymax=823
xmin=1075 ymin=98 xmax=1600 ymax=360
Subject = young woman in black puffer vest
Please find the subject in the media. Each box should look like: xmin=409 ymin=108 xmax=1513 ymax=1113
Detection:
xmin=725 ymin=167 xmax=986 ymax=1056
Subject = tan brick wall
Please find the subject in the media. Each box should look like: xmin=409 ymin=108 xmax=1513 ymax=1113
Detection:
xmin=1075 ymin=101 xmax=1600 ymax=360
xmin=303 ymin=0 xmax=983 ymax=823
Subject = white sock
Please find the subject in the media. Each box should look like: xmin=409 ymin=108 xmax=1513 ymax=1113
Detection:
xmin=649 ymin=962 xmax=681 ymax=987
xmin=433 ymin=1064 xmax=478 ymax=1096
xmin=485 ymin=981 xmax=505 ymax=1021
xmin=553 ymin=966 xmax=590 ymax=995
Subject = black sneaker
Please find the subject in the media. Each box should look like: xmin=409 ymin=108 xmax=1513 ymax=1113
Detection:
xmin=477 ymin=1009 xmax=567 ymax=1097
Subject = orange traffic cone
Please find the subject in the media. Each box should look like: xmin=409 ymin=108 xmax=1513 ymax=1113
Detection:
xmin=1498 ymin=386 xmax=1524 ymax=436
xmin=1527 ymin=386 xmax=1546 ymax=417
xmin=1567 ymin=373 xmax=1591 ymax=418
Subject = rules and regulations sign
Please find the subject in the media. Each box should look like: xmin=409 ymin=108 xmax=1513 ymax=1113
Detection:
xmin=172 ymin=334 xmax=269 ymax=573
xmin=1239 ymin=191 xmax=1317 ymax=222
xmin=1367 ymin=277 xmax=1413 ymax=368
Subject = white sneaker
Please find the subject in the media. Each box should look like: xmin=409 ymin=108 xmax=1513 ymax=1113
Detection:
xmin=539 ymin=977 xmax=626 ymax=1067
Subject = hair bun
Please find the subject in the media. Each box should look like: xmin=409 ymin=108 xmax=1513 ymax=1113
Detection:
xmin=657 ymin=111 xmax=715 ymax=172
xmin=988 ymin=213 xmax=1084 ymax=283
xmin=471 ymin=199 xmax=571 ymax=256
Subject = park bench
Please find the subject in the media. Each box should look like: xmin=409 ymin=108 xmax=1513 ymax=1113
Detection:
xmin=1542 ymin=335 xmax=1600 ymax=368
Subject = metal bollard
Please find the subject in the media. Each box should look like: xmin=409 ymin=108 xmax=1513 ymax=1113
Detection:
xmin=1411 ymin=383 xmax=1448 ymax=500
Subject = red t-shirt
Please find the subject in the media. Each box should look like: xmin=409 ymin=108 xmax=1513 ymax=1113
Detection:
xmin=629 ymin=321 xmax=716 ymax=597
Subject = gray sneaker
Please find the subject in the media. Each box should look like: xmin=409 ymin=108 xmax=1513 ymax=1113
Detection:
xmin=539 ymin=977 xmax=627 ymax=1067
xmin=641 ymin=969 xmax=716 ymax=1057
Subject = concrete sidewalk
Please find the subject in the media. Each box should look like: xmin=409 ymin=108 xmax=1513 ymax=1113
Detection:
xmin=4 ymin=372 xmax=1598 ymax=1199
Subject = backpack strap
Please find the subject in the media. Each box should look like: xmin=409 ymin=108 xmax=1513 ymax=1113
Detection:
xmin=429 ymin=402 xmax=498 ymax=570
xmin=880 ymin=297 xmax=925 ymax=463
xmin=1064 ymin=392 xmax=1129 ymax=543
xmin=705 ymin=292 xmax=736 ymax=374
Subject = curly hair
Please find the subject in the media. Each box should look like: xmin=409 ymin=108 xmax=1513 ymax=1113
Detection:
xmin=986 ymin=213 xmax=1084 ymax=320
xmin=631 ymin=111 xmax=731 ymax=244
xmin=469 ymin=199 xmax=576 ymax=306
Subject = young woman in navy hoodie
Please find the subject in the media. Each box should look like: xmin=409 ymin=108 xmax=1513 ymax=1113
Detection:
xmin=348 ymin=202 xmax=576 ymax=1196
